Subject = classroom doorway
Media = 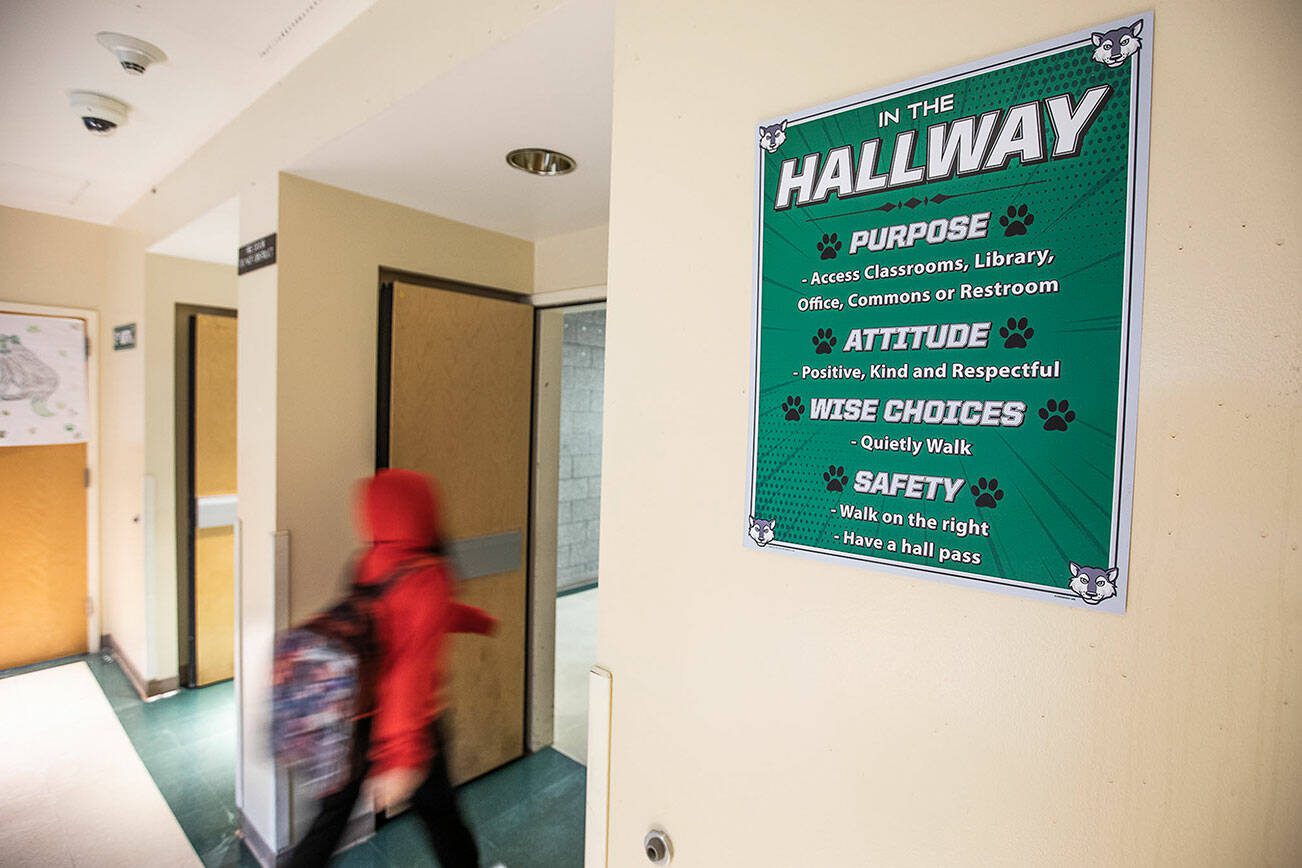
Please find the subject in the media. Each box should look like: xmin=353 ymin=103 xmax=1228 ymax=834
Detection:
xmin=530 ymin=302 xmax=605 ymax=765
xmin=176 ymin=305 xmax=238 ymax=688
xmin=0 ymin=304 xmax=97 ymax=671
xmin=377 ymin=277 xmax=608 ymax=776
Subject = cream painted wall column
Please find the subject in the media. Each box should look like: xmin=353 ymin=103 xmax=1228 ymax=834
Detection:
xmin=100 ymin=228 xmax=150 ymax=685
xmin=236 ymin=175 xmax=283 ymax=859
xmin=601 ymin=1 xmax=1301 ymax=865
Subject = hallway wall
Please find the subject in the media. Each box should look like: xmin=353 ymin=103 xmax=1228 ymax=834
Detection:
xmin=535 ymin=223 xmax=609 ymax=294
xmin=143 ymin=254 xmax=237 ymax=680
xmin=236 ymin=173 xmax=535 ymax=849
xmin=0 ymin=205 xmax=149 ymax=681
xmin=600 ymin=0 xmax=1301 ymax=865
xmin=275 ymin=173 xmax=534 ymax=622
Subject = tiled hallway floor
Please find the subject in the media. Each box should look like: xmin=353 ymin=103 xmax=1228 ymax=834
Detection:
xmin=4 ymin=652 xmax=585 ymax=866
xmin=345 ymin=748 xmax=586 ymax=867
xmin=83 ymin=654 xmax=246 ymax=866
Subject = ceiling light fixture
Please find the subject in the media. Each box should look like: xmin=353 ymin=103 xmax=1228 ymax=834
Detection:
xmin=505 ymin=148 xmax=576 ymax=176
xmin=96 ymin=32 xmax=168 ymax=76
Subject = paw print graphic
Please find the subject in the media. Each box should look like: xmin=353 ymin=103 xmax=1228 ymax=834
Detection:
xmin=812 ymin=328 xmax=837 ymax=354
xmin=999 ymin=204 xmax=1035 ymax=237
xmin=823 ymin=465 xmax=848 ymax=492
xmin=971 ymin=477 xmax=1005 ymax=509
xmin=1039 ymin=399 xmax=1076 ymax=431
xmin=999 ymin=317 xmax=1034 ymax=349
xmin=817 ymin=233 xmax=842 ymax=260
xmin=782 ymin=395 xmax=805 ymax=421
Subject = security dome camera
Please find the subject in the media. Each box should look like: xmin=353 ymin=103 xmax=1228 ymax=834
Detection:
xmin=68 ymin=91 xmax=129 ymax=136
xmin=96 ymin=32 xmax=167 ymax=75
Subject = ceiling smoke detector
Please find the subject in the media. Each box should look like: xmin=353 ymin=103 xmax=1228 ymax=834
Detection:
xmin=96 ymin=32 xmax=168 ymax=75
xmin=505 ymin=148 xmax=576 ymax=176
xmin=68 ymin=91 xmax=129 ymax=136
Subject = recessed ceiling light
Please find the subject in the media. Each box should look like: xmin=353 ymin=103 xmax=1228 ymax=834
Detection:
xmin=96 ymin=32 xmax=168 ymax=76
xmin=505 ymin=148 xmax=576 ymax=176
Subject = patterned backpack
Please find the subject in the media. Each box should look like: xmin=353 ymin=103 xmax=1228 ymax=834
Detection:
xmin=271 ymin=565 xmax=417 ymax=797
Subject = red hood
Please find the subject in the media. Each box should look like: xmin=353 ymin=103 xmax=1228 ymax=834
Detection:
xmin=355 ymin=469 xmax=442 ymax=583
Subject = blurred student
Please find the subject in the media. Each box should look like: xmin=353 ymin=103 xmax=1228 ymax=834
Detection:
xmin=288 ymin=469 xmax=497 ymax=867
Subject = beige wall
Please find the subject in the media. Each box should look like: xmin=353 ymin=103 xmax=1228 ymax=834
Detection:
xmin=535 ymin=223 xmax=609 ymax=294
xmin=1 ymin=206 xmax=113 ymax=310
xmin=275 ymin=173 xmax=533 ymax=621
xmin=0 ymin=205 xmax=149 ymax=679
xmin=601 ymin=1 xmax=1301 ymax=866
xmin=228 ymin=172 xmax=534 ymax=849
xmin=143 ymin=254 xmax=237 ymax=679
xmin=1 ymin=211 xmax=238 ymax=687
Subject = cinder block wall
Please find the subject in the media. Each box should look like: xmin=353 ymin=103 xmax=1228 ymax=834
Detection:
xmin=556 ymin=308 xmax=605 ymax=590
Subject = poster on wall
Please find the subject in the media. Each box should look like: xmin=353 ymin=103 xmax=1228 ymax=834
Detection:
xmin=747 ymin=14 xmax=1152 ymax=612
xmin=0 ymin=313 xmax=89 ymax=447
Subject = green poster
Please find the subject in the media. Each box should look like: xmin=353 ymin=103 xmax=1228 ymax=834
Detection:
xmin=748 ymin=15 xmax=1152 ymax=611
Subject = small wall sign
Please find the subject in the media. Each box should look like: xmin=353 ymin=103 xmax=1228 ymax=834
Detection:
xmin=238 ymin=233 xmax=277 ymax=275
xmin=113 ymin=323 xmax=137 ymax=351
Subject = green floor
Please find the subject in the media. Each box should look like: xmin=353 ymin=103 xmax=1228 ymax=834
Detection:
xmin=3 ymin=653 xmax=585 ymax=867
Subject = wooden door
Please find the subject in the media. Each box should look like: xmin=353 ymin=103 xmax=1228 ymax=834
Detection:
xmin=0 ymin=312 xmax=88 ymax=670
xmin=192 ymin=314 xmax=237 ymax=685
xmin=387 ymin=280 xmax=533 ymax=784
xmin=0 ymin=444 xmax=87 ymax=669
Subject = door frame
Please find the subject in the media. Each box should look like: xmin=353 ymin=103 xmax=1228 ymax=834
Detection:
xmin=526 ymin=297 xmax=606 ymax=753
xmin=0 ymin=301 xmax=100 ymax=656
xmin=174 ymin=303 xmax=237 ymax=688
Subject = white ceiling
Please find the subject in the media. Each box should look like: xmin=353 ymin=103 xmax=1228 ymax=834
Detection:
xmin=290 ymin=0 xmax=613 ymax=241
xmin=147 ymin=195 xmax=238 ymax=265
xmin=0 ymin=0 xmax=376 ymax=224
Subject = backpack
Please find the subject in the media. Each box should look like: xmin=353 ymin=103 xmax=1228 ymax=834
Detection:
xmin=271 ymin=564 xmax=418 ymax=797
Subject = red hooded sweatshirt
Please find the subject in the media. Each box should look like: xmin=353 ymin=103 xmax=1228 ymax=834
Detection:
xmin=355 ymin=469 xmax=496 ymax=774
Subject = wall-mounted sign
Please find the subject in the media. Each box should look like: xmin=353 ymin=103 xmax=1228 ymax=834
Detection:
xmin=747 ymin=15 xmax=1152 ymax=612
xmin=113 ymin=323 xmax=136 ymax=351
xmin=238 ymin=233 xmax=277 ymax=275
xmin=0 ymin=313 xmax=90 ymax=446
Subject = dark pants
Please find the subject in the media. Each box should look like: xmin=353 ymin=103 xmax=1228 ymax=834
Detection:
xmin=287 ymin=719 xmax=480 ymax=867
